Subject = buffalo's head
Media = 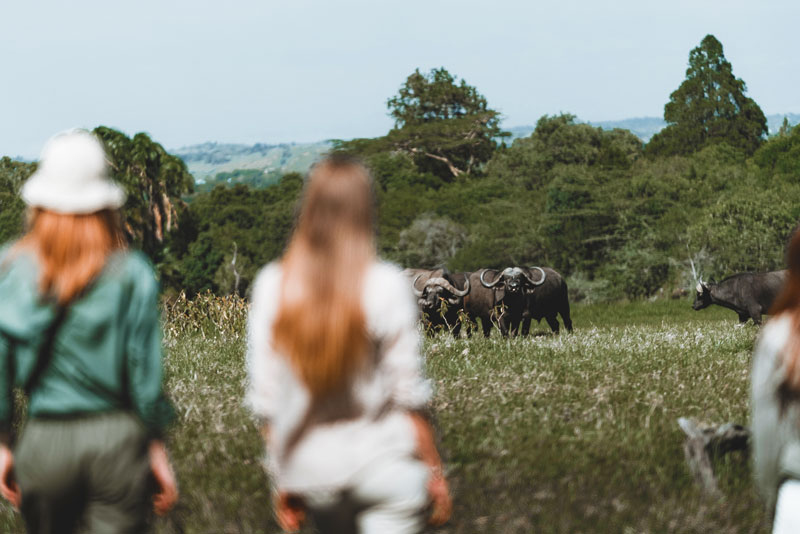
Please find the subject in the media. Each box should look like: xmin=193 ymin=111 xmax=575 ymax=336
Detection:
xmin=693 ymin=281 xmax=713 ymax=310
xmin=480 ymin=267 xmax=546 ymax=295
xmin=412 ymin=276 xmax=470 ymax=314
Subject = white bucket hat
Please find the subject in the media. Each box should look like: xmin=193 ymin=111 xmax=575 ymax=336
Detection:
xmin=21 ymin=130 xmax=126 ymax=214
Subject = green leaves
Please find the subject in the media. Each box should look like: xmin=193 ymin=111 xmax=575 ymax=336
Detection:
xmin=171 ymin=175 xmax=303 ymax=296
xmin=92 ymin=127 xmax=194 ymax=260
xmin=343 ymin=67 xmax=510 ymax=181
xmin=648 ymin=34 xmax=768 ymax=157
xmin=0 ymin=157 xmax=35 ymax=244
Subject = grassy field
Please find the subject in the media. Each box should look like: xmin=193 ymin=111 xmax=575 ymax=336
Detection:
xmin=0 ymin=298 xmax=771 ymax=533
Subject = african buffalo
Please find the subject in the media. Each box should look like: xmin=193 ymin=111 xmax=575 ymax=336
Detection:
xmin=411 ymin=271 xmax=470 ymax=336
xmin=519 ymin=267 xmax=572 ymax=334
xmin=465 ymin=267 xmax=546 ymax=336
xmin=403 ymin=268 xmax=470 ymax=336
xmin=693 ymin=270 xmax=788 ymax=325
xmin=462 ymin=269 xmax=500 ymax=337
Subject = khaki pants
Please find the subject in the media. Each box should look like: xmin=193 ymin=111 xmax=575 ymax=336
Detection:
xmin=14 ymin=412 xmax=152 ymax=534
xmin=303 ymin=458 xmax=431 ymax=534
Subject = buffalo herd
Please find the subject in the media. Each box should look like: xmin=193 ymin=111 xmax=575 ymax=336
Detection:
xmin=405 ymin=260 xmax=792 ymax=336
xmin=404 ymin=266 xmax=572 ymax=337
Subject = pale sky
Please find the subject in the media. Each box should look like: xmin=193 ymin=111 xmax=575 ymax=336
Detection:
xmin=1 ymin=0 xmax=798 ymax=159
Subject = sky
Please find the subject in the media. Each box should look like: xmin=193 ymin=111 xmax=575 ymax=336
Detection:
xmin=1 ymin=0 xmax=798 ymax=159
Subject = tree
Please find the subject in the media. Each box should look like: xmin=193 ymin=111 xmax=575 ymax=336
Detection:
xmin=486 ymin=114 xmax=642 ymax=188
xmin=647 ymin=34 xmax=767 ymax=157
xmin=0 ymin=157 xmax=35 ymax=244
xmin=173 ymin=174 xmax=303 ymax=296
xmin=753 ymin=122 xmax=800 ymax=183
xmin=384 ymin=67 xmax=508 ymax=180
xmin=686 ymin=185 xmax=800 ymax=276
xmin=778 ymin=117 xmax=793 ymax=137
xmin=93 ymin=127 xmax=195 ymax=260
xmin=396 ymin=213 xmax=467 ymax=267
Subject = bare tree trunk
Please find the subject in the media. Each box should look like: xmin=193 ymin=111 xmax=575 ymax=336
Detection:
xmin=230 ymin=242 xmax=241 ymax=296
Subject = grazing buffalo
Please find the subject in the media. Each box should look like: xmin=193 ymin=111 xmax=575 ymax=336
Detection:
xmin=403 ymin=268 xmax=470 ymax=336
xmin=465 ymin=267 xmax=546 ymax=336
xmin=411 ymin=271 xmax=470 ymax=336
xmin=693 ymin=270 xmax=788 ymax=325
xmin=519 ymin=267 xmax=573 ymax=334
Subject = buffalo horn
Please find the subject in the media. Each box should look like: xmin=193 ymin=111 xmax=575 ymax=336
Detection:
xmin=426 ymin=276 xmax=470 ymax=297
xmin=411 ymin=274 xmax=425 ymax=297
xmin=523 ymin=266 xmax=547 ymax=286
xmin=480 ymin=269 xmax=505 ymax=288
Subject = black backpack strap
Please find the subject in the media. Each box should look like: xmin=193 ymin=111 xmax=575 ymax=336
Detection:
xmin=23 ymin=304 xmax=69 ymax=397
xmin=22 ymin=270 xmax=104 ymax=398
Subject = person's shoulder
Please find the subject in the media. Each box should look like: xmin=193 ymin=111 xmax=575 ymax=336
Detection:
xmin=363 ymin=260 xmax=418 ymax=328
xmin=102 ymin=250 xmax=160 ymax=299
xmin=365 ymin=260 xmax=409 ymax=297
xmin=0 ymin=243 xmax=34 ymax=273
xmin=251 ymin=262 xmax=282 ymax=300
xmin=756 ymin=314 xmax=793 ymax=358
xmin=0 ymin=243 xmax=12 ymax=260
xmin=112 ymin=250 xmax=157 ymax=280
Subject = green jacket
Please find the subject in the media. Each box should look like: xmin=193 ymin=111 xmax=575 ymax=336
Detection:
xmin=0 ymin=246 xmax=174 ymax=442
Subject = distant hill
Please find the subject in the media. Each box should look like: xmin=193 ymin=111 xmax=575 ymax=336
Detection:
xmin=173 ymin=141 xmax=331 ymax=182
xmin=506 ymin=113 xmax=800 ymax=143
xmin=175 ymin=113 xmax=800 ymax=185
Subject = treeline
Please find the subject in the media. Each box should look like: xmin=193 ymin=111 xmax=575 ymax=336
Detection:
xmin=2 ymin=34 xmax=799 ymax=301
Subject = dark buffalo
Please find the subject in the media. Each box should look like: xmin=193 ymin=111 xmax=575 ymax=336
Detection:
xmin=403 ymin=268 xmax=470 ymax=336
xmin=463 ymin=269 xmax=500 ymax=337
xmin=465 ymin=267 xmax=546 ymax=336
xmin=693 ymin=270 xmax=788 ymax=325
xmin=412 ymin=271 xmax=470 ymax=336
xmin=520 ymin=267 xmax=573 ymax=334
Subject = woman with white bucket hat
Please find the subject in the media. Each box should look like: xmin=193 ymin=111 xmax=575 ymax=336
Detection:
xmin=0 ymin=130 xmax=177 ymax=533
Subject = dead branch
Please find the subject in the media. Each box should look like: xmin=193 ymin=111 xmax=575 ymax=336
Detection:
xmin=677 ymin=417 xmax=750 ymax=498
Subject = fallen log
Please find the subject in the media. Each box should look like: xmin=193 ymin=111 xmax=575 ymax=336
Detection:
xmin=677 ymin=417 xmax=750 ymax=497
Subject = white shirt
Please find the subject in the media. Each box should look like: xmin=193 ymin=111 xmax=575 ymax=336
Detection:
xmin=246 ymin=261 xmax=432 ymax=492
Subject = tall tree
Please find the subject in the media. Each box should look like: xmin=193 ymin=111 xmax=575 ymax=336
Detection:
xmin=93 ymin=127 xmax=195 ymax=259
xmin=0 ymin=157 xmax=35 ymax=244
xmin=647 ymin=34 xmax=767 ymax=157
xmin=385 ymin=67 xmax=508 ymax=180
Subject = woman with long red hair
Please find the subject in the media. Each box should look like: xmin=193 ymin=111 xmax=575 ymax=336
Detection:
xmin=246 ymin=156 xmax=451 ymax=533
xmin=753 ymin=229 xmax=800 ymax=533
xmin=0 ymin=130 xmax=177 ymax=532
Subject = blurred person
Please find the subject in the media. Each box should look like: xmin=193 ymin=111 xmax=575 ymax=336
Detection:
xmin=752 ymin=229 xmax=800 ymax=533
xmin=0 ymin=130 xmax=177 ymax=533
xmin=246 ymin=156 xmax=451 ymax=534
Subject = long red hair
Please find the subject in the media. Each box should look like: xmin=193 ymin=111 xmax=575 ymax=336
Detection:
xmin=771 ymin=230 xmax=800 ymax=395
xmin=272 ymin=156 xmax=376 ymax=398
xmin=16 ymin=208 xmax=126 ymax=305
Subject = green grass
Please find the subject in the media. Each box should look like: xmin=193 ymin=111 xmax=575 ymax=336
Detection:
xmin=0 ymin=298 xmax=770 ymax=533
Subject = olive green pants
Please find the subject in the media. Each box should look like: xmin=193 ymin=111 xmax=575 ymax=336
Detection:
xmin=14 ymin=412 xmax=152 ymax=534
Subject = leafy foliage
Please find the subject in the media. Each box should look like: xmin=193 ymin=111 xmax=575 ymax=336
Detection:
xmin=753 ymin=123 xmax=800 ymax=183
xmin=387 ymin=67 xmax=508 ymax=178
xmin=0 ymin=158 xmax=35 ymax=244
xmin=337 ymin=67 xmax=508 ymax=181
xmin=648 ymin=34 xmax=768 ymax=157
xmin=93 ymin=127 xmax=195 ymax=259
xmin=396 ymin=213 xmax=467 ymax=267
xmin=171 ymin=175 xmax=303 ymax=296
